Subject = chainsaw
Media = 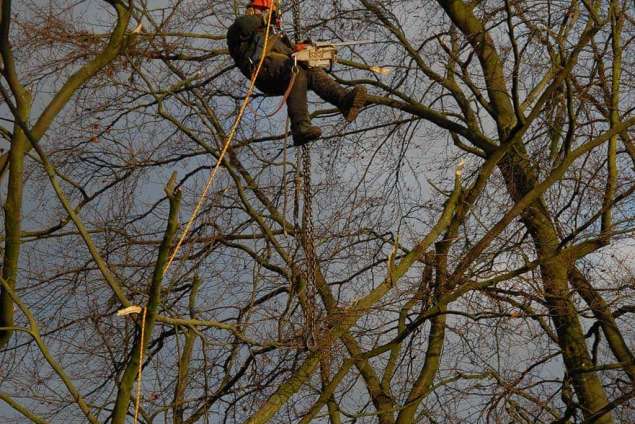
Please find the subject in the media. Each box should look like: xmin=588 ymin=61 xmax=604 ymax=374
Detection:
xmin=292 ymin=40 xmax=374 ymax=70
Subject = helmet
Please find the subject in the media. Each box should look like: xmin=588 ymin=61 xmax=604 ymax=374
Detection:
xmin=250 ymin=0 xmax=278 ymax=11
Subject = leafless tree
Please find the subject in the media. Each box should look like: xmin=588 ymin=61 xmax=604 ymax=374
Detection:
xmin=1 ymin=0 xmax=634 ymax=423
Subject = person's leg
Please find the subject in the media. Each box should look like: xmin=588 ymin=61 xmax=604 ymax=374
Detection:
xmin=252 ymin=55 xmax=321 ymax=146
xmin=286 ymin=68 xmax=321 ymax=146
xmin=307 ymin=68 xmax=367 ymax=122
xmin=306 ymin=68 xmax=346 ymax=104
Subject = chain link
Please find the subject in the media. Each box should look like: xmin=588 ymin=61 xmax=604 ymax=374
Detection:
xmin=288 ymin=0 xmax=319 ymax=349
xmin=291 ymin=0 xmax=303 ymax=42
xmin=301 ymin=145 xmax=319 ymax=349
xmin=301 ymin=146 xmax=314 ymax=267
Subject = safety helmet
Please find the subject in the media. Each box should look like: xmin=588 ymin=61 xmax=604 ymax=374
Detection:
xmin=249 ymin=0 xmax=278 ymax=11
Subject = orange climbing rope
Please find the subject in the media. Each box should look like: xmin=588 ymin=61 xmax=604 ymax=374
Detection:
xmin=163 ymin=2 xmax=277 ymax=275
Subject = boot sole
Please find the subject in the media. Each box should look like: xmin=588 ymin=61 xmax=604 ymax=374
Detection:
xmin=344 ymin=86 xmax=367 ymax=122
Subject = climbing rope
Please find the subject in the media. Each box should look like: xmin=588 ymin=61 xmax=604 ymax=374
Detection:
xmin=163 ymin=2 xmax=277 ymax=275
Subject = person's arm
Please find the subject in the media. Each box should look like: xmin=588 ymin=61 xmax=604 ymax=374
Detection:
xmin=234 ymin=15 xmax=265 ymax=40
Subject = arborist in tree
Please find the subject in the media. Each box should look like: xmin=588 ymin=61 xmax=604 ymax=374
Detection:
xmin=226 ymin=0 xmax=367 ymax=146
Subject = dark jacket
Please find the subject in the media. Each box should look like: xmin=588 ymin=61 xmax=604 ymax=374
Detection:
xmin=227 ymin=15 xmax=293 ymax=80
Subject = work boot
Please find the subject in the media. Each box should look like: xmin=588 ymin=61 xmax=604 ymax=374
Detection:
xmin=291 ymin=120 xmax=322 ymax=147
xmin=339 ymin=85 xmax=367 ymax=122
xmin=308 ymin=69 xmax=367 ymax=122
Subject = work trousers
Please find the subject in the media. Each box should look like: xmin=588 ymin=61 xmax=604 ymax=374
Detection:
xmin=254 ymin=53 xmax=347 ymax=127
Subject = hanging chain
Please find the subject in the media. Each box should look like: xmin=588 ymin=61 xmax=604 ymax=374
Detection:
xmin=287 ymin=0 xmax=319 ymax=349
xmin=301 ymin=148 xmax=315 ymax=280
xmin=300 ymin=145 xmax=319 ymax=349
xmin=291 ymin=0 xmax=303 ymax=42
xmin=293 ymin=153 xmax=301 ymax=230
xmin=301 ymin=148 xmax=316 ymax=296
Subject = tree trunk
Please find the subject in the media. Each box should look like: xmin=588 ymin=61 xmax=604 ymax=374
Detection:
xmin=499 ymin=152 xmax=613 ymax=423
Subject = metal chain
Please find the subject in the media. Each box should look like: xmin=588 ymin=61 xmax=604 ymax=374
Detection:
xmin=301 ymin=148 xmax=315 ymax=273
xmin=287 ymin=0 xmax=319 ymax=349
xmin=300 ymin=144 xmax=319 ymax=350
xmin=293 ymin=153 xmax=301 ymax=230
xmin=291 ymin=0 xmax=303 ymax=42
xmin=301 ymin=147 xmax=315 ymax=279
